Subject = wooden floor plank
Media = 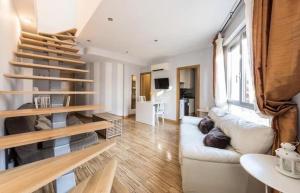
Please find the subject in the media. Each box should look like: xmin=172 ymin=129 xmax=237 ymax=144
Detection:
xmin=35 ymin=118 xmax=182 ymax=193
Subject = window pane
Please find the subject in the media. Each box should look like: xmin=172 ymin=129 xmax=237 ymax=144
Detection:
xmin=227 ymin=44 xmax=240 ymax=102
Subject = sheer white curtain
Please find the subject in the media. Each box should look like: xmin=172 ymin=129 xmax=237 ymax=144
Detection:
xmin=244 ymin=0 xmax=259 ymax=112
xmin=214 ymin=33 xmax=227 ymax=108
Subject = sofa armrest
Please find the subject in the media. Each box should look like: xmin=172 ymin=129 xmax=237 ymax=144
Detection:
xmin=181 ymin=116 xmax=202 ymax=126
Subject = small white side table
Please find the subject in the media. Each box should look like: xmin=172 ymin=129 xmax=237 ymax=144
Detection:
xmin=240 ymin=154 xmax=300 ymax=193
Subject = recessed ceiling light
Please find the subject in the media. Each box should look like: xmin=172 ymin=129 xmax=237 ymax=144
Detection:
xmin=154 ymin=39 xmax=158 ymax=42
xmin=125 ymin=51 xmax=129 ymax=54
xmin=86 ymin=40 xmax=91 ymax=42
xmin=107 ymin=18 xmax=114 ymax=22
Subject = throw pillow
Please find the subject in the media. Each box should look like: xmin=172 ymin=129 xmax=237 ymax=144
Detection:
xmin=198 ymin=116 xmax=214 ymax=134
xmin=203 ymin=128 xmax=231 ymax=149
xmin=35 ymin=115 xmax=51 ymax=130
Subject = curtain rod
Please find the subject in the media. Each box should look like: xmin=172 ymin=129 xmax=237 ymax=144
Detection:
xmin=219 ymin=0 xmax=243 ymax=33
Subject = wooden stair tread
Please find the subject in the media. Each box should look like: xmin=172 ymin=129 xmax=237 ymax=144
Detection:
xmin=112 ymin=178 xmax=130 ymax=193
xmin=0 ymin=90 xmax=95 ymax=95
xmin=0 ymin=141 xmax=115 ymax=193
xmin=18 ymin=44 xmax=81 ymax=58
xmin=0 ymin=104 xmax=103 ymax=118
xmin=39 ymin=32 xmax=76 ymax=40
xmin=22 ymin=31 xmax=76 ymax=46
xmin=0 ymin=121 xmax=113 ymax=149
xmin=15 ymin=52 xmax=85 ymax=65
xmin=57 ymin=28 xmax=77 ymax=36
xmin=4 ymin=73 xmax=93 ymax=83
xmin=20 ymin=37 xmax=79 ymax=53
xmin=70 ymin=159 xmax=118 ymax=193
xmin=10 ymin=61 xmax=88 ymax=73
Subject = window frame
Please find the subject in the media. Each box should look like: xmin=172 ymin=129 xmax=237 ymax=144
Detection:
xmin=226 ymin=28 xmax=254 ymax=110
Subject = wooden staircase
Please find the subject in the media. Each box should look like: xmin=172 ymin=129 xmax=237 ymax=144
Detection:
xmin=0 ymin=28 xmax=122 ymax=193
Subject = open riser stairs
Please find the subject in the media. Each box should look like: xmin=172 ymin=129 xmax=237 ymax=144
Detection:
xmin=0 ymin=28 xmax=123 ymax=193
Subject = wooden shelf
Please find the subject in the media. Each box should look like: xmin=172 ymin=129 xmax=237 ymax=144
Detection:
xmin=22 ymin=31 xmax=76 ymax=46
xmin=20 ymin=37 xmax=79 ymax=53
xmin=0 ymin=104 xmax=103 ymax=118
xmin=0 ymin=90 xmax=95 ymax=95
xmin=10 ymin=61 xmax=88 ymax=73
xmin=18 ymin=44 xmax=81 ymax=58
xmin=69 ymin=159 xmax=118 ymax=193
xmin=0 ymin=141 xmax=115 ymax=193
xmin=4 ymin=73 xmax=93 ymax=83
xmin=15 ymin=52 xmax=85 ymax=65
xmin=0 ymin=121 xmax=113 ymax=149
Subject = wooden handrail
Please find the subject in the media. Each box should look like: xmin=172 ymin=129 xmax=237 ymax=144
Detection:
xmin=0 ymin=121 xmax=113 ymax=149
xmin=0 ymin=104 xmax=104 ymax=118
xmin=69 ymin=159 xmax=118 ymax=193
xmin=18 ymin=44 xmax=81 ymax=58
xmin=10 ymin=61 xmax=88 ymax=73
xmin=22 ymin=31 xmax=76 ymax=46
xmin=20 ymin=37 xmax=79 ymax=53
xmin=4 ymin=73 xmax=93 ymax=83
xmin=0 ymin=141 xmax=115 ymax=193
xmin=15 ymin=52 xmax=85 ymax=65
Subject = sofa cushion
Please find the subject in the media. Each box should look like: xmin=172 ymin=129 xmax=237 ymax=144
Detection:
xmin=180 ymin=123 xmax=241 ymax=164
xmin=204 ymin=128 xmax=231 ymax=149
xmin=181 ymin=116 xmax=202 ymax=126
xmin=209 ymin=108 xmax=274 ymax=154
xmin=225 ymin=117 xmax=273 ymax=154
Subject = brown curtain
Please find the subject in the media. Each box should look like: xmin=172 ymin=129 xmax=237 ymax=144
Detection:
xmin=252 ymin=0 xmax=300 ymax=155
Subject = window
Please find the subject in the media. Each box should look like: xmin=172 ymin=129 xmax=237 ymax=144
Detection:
xmin=226 ymin=29 xmax=255 ymax=109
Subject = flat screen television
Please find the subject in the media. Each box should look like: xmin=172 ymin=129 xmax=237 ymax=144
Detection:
xmin=155 ymin=78 xmax=169 ymax=89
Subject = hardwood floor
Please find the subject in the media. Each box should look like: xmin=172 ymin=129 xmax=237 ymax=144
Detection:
xmin=35 ymin=118 xmax=182 ymax=193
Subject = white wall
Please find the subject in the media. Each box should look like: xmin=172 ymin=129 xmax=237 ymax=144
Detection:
xmin=36 ymin=0 xmax=103 ymax=34
xmin=145 ymin=47 xmax=213 ymax=121
xmin=36 ymin=0 xmax=76 ymax=33
xmin=79 ymin=58 xmax=141 ymax=117
xmin=76 ymin=0 xmax=103 ymax=34
xmin=0 ymin=0 xmax=32 ymax=170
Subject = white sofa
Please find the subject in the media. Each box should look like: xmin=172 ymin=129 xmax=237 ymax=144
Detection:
xmin=179 ymin=107 xmax=274 ymax=193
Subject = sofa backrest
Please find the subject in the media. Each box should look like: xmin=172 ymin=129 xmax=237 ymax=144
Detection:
xmin=208 ymin=107 xmax=274 ymax=154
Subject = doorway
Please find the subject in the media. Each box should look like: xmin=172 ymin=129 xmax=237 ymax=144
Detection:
xmin=176 ymin=65 xmax=200 ymax=122
xmin=140 ymin=72 xmax=151 ymax=101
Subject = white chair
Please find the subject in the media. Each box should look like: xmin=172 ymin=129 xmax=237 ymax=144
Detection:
xmin=138 ymin=96 xmax=146 ymax=102
xmin=155 ymin=103 xmax=165 ymax=125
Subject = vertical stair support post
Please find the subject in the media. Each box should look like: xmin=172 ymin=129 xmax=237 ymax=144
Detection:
xmin=47 ymin=41 xmax=76 ymax=193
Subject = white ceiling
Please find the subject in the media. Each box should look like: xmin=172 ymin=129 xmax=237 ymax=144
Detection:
xmin=78 ymin=0 xmax=237 ymax=64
